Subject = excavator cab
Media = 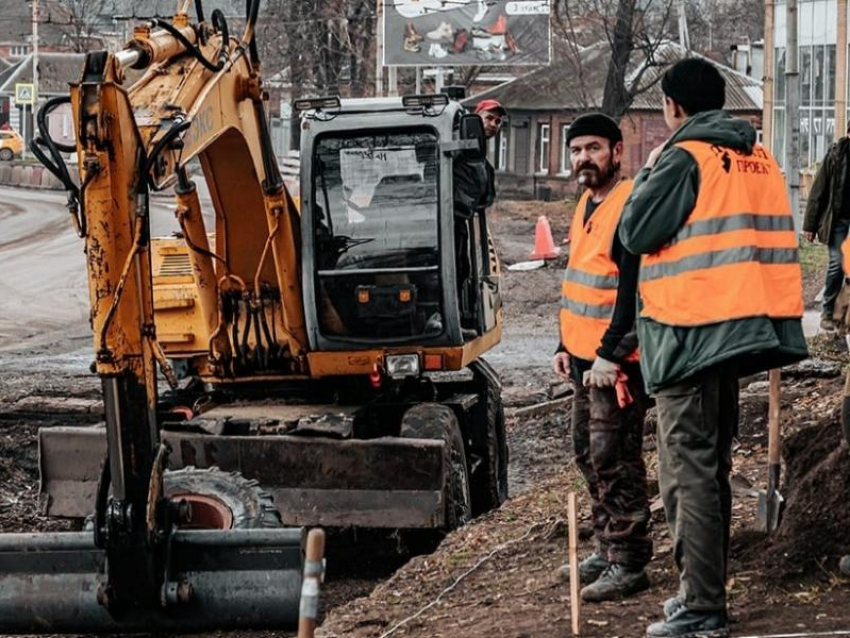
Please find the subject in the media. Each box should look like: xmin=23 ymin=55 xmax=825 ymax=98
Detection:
xmin=300 ymin=95 xmax=501 ymax=348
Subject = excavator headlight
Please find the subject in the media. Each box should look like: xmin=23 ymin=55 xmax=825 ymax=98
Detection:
xmin=402 ymin=94 xmax=449 ymax=109
xmin=293 ymin=97 xmax=341 ymax=112
xmin=386 ymin=354 xmax=420 ymax=379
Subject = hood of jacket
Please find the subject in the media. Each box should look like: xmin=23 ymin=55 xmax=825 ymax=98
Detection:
xmin=666 ymin=109 xmax=756 ymax=154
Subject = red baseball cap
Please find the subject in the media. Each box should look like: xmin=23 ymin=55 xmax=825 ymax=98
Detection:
xmin=474 ymin=99 xmax=507 ymax=117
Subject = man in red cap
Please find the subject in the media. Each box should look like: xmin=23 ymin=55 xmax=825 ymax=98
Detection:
xmin=450 ymin=99 xmax=506 ymax=339
xmin=474 ymin=99 xmax=507 ymax=139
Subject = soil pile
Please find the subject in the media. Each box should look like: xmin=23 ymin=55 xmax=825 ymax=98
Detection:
xmin=767 ymin=417 xmax=850 ymax=575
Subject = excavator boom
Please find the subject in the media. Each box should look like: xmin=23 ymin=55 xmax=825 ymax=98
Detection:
xmin=1 ymin=1 xmax=307 ymax=631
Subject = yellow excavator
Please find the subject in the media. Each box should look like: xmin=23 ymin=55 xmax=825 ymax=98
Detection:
xmin=1 ymin=0 xmax=506 ymax=632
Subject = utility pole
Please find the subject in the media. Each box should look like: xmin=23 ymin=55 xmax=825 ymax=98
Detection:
xmin=763 ymin=0 xmax=775 ymax=150
xmin=375 ymin=0 xmax=384 ymax=97
xmin=784 ymin=0 xmax=800 ymax=229
xmin=677 ymin=0 xmax=690 ymax=52
xmin=836 ymin=0 xmax=848 ymax=141
xmin=29 ymin=0 xmax=39 ymax=158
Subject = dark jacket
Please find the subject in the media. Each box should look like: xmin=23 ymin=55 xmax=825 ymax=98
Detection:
xmin=453 ymin=156 xmax=495 ymax=218
xmin=803 ymin=136 xmax=850 ymax=243
xmin=619 ymin=110 xmax=808 ymax=393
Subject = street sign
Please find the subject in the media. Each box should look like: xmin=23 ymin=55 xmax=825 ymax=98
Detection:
xmin=15 ymin=83 xmax=35 ymax=105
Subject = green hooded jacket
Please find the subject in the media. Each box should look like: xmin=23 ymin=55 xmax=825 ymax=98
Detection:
xmin=619 ymin=110 xmax=809 ymax=393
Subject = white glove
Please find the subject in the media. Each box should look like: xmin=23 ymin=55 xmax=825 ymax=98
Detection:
xmin=583 ymin=357 xmax=620 ymax=388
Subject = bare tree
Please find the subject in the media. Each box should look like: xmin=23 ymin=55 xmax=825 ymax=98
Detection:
xmin=48 ymin=0 xmax=119 ymax=52
xmin=258 ymin=0 xmax=377 ymax=98
xmin=686 ymin=0 xmax=764 ymax=54
xmin=554 ymin=0 xmax=676 ymax=118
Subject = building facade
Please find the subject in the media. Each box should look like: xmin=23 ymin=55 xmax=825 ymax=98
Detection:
xmin=770 ymin=0 xmax=847 ymax=168
xmin=466 ymin=43 xmax=763 ymax=200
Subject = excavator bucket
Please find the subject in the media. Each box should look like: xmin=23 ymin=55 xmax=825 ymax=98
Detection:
xmin=0 ymin=528 xmax=303 ymax=633
xmin=39 ymin=426 xmax=448 ymax=529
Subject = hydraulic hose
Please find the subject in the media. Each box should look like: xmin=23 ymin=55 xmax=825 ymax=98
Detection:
xmin=30 ymin=96 xmax=87 ymax=236
xmin=31 ymin=96 xmax=77 ymax=189
xmin=245 ymin=0 xmax=261 ymax=66
xmin=153 ymin=8 xmax=230 ymax=73
xmin=141 ymin=118 xmax=192 ymax=189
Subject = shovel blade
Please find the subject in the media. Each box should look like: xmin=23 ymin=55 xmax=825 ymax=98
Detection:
xmin=756 ymin=489 xmax=785 ymax=533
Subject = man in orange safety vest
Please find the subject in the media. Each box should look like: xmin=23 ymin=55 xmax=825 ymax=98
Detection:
xmin=553 ymin=113 xmax=652 ymax=603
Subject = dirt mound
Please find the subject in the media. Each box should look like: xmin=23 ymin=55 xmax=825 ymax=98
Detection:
xmin=766 ymin=417 xmax=850 ymax=576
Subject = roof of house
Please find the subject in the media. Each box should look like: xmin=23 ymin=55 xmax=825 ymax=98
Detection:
xmin=0 ymin=52 xmax=84 ymax=96
xmin=464 ymin=41 xmax=763 ymax=114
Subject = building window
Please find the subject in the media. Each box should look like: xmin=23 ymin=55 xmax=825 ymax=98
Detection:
xmin=10 ymin=45 xmax=29 ymax=57
xmin=537 ymin=122 xmax=550 ymax=173
xmin=774 ymin=44 xmax=836 ymax=168
xmin=560 ymin=123 xmax=572 ymax=175
xmin=495 ymin=128 xmax=508 ymax=171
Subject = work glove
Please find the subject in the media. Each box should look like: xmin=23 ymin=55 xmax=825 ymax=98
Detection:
xmin=583 ymin=356 xmax=619 ymax=388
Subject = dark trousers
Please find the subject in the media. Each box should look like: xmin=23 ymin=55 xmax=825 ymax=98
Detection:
xmin=824 ymin=217 xmax=850 ymax=317
xmin=571 ymin=378 xmax=652 ymax=568
xmin=655 ymin=366 xmax=739 ymax=612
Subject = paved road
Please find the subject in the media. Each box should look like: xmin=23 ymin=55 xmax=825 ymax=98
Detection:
xmin=0 ymin=187 xmax=88 ymax=349
xmin=0 ymin=185 xmax=211 ymax=352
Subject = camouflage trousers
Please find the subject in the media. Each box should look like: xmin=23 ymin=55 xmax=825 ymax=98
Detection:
xmin=571 ymin=377 xmax=652 ymax=568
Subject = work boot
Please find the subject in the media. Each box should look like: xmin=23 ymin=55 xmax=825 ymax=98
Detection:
xmin=663 ymin=596 xmax=684 ymax=619
xmin=556 ymin=552 xmax=608 ymax=584
xmin=580 ymin=563 xmax=650 ymax=602
xmin=646 ymin=605 xmax=729 ymax=638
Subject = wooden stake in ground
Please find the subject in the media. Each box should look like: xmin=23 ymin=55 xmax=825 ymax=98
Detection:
xmin=568 ymin=492 xmax=581 ymax=636
xmin=298 ymin=528 xmax=326 ymax=638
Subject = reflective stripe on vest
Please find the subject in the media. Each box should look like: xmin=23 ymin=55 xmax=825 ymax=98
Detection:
xmin=638 ymin=140 xmax=804 ymax=327
xmin=559 ymin=179 xmax=639 ymax=362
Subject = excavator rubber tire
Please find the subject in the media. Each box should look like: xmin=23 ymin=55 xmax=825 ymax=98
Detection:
xmin=469 ymin=359 xmax=509 ymax=515
xmin=164 ymin=467 xmax=282 ymax=529
xmin=400 ymin=403 xmax=472 ymax=531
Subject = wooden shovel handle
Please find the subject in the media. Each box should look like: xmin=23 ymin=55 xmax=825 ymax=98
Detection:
xmin=768 ymin=368 xmax=781 ymax=465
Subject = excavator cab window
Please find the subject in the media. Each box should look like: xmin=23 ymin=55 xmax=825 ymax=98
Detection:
xmin=312 ymin=128 xmax=443 ymax=341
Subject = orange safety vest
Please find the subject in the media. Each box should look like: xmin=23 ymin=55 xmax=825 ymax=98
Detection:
xmin=639 ymin=141 xmax=803 ymax=327
xmin=560 ymin=179 xmax=639 ymax=362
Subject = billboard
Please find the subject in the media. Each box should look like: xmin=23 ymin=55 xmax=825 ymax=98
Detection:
xmin=383 ymin=0 xmax=551 ymax=67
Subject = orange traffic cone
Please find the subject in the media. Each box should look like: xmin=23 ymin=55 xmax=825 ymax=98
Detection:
xmin=530 ymin=215 xmax=560 ymax=260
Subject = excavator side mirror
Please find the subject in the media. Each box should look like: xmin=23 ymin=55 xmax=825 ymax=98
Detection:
xmin=459 ymin=114 xmax=486 ymax=161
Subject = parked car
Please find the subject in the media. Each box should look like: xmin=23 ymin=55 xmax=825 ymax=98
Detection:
xmin=0 ymin=129 xmax=24 ymax=161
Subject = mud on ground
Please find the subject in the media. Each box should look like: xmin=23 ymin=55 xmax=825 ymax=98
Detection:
xmin=1 ymin=198 xmax=848 ymax=637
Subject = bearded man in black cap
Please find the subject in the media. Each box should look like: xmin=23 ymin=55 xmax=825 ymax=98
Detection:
xmin=553 ymin=113 xmax=652 ymax=602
